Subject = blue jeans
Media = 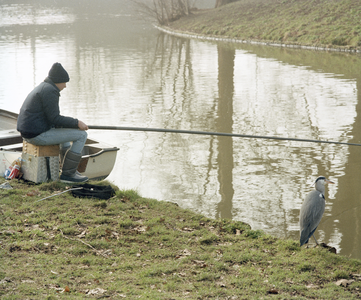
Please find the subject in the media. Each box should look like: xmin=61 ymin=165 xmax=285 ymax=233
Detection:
xmin=24 ymin=128 xmax=88 ymax=154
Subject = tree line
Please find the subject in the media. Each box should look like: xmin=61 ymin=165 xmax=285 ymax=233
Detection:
xmin=132 ymin=0 xmax=238 ymax=25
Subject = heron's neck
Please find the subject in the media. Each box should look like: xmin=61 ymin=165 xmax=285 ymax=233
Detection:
xmin=315 ymin=182 xmax=325 ymax=194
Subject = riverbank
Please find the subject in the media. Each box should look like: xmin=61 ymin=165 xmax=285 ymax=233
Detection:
xmin=162 ymin=0 xmax=361 ymax=53
xmin=1 ymin=178 xmax=361 ymax=298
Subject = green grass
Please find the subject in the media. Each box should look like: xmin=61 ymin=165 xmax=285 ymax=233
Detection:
xmin=1 ymin=178 xmax=361 ymax=299
xmin=168 ymin=0 xmax=361 ymax=50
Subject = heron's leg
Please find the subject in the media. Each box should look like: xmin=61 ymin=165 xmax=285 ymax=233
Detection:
xmin=312 ymin=234 xmax=319 ymax=245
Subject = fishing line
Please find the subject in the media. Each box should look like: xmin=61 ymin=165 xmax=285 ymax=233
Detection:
xmin=88 ymin=125 xmax=361 ymax=147
xmin=35 ymin=187 xmax=83 ymax=203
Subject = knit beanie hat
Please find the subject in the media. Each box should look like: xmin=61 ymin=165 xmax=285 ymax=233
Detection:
xmin=48 ymin=62 xmax=70 ymax=83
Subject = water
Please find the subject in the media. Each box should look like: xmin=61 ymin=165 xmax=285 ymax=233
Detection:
xmin=1 ymin=0 xmax=361 ymax=259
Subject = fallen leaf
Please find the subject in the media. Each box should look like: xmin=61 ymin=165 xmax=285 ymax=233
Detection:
xmin=192 ymin=260 xmax=207 ymax=268
xmin=47 ymin=283 xmax=62 ymax=291
xmin=101 ymin=249 xmax=112 ymax=256
xmin=111 ymin=231 xmax=120 ymax=239
xmin=268 ymin=288 xmax=278 ymax=294
xmin=0 ymin=278 xmax=12 ymax=284
xmin=87 ymin=288 xmax=106 ymax=295
xmin=64 ymin=286 xmax=70 ymax=293
xmin=335 ymin=279 xmax=354 ymax=287
xmin=77 ymin=230 xmax=86 ymax=238
xmin=176 ymin=249 xmax=192 ymax=259
xmin=181 ymin=227 xmax=194 ymax=232
xmin=26 ymin=190 xmax=40 ymax=197
xmin=217 ymin=242 xmax=233 ymax=246
xmin=21 ymin=279 xmax=35 ymax=283
xmin=134 ymin=225 xmax=149 ymax=233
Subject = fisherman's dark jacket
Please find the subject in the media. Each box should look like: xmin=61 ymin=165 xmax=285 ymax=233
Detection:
xmin=17 ymin=78 xmax=78 ymax=138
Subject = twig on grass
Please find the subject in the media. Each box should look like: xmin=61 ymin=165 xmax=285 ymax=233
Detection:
xmin=59 ymin=229 xmax=109 ymax=259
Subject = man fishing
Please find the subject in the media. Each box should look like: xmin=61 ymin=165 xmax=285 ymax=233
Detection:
xmin=17 ymin=62 xmax=89 ymax=183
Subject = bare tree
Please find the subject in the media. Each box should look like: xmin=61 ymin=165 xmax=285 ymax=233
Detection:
xmin=132 ymin=0 xmax=195 ymax=25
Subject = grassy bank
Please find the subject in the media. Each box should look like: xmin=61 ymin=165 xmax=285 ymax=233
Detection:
xmin=1 ymin=178 xmax=361 ymax=299
xmin=167 ymin=0 xmax=361 ymax=50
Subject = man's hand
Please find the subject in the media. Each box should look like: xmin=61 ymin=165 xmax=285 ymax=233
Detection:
xmin=78 ymin=120 xmax=89 ymax=131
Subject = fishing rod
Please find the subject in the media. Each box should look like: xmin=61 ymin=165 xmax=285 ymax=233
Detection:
xmin=88 ymin=125 xmax=361 ymax=147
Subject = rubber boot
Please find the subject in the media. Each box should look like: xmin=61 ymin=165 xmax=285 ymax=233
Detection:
xmin=60 ymin=150 xmax=88 ymax=183
xmin=60 ymin=147 xmax=83 ymax=177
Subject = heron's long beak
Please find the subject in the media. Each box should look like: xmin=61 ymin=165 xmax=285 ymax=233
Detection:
xmin=326 ymin=179 xmax=335 ymax=184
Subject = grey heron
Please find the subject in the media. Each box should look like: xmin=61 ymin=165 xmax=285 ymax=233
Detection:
xmin=299 ymin=176 xmax=334 ymax=247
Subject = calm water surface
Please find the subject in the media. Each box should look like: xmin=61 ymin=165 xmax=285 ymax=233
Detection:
xmin=1 ymin=0 xmax=361 ymax=259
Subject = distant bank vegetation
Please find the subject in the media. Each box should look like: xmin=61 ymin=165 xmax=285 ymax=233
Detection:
xmin=138 ymin=0 xmax=361 ymax=50
xmin=131 ymin=0 xmax=193 ymax=24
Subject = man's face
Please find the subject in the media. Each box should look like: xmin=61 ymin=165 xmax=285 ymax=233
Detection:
xmin=55 ymin=82 xmax=67 ymax=91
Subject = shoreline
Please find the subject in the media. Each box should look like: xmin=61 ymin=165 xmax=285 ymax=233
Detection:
xmin=2 ymin=178 xmax=361 ymax=299
xmin=156 ymin=25 xmax=361 ymax=54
